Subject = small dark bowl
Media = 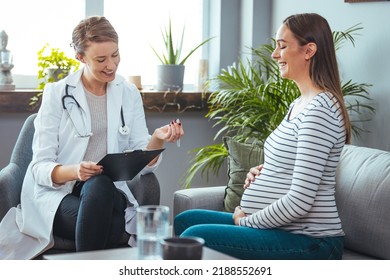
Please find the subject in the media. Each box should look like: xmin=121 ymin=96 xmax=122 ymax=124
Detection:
xmin=161 ymin=237 xmax=205 ymax=260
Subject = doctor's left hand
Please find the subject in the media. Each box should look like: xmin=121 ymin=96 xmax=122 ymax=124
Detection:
xmin=145 ymin=119 xmax=184 ymax=167
xmin=153 ymin=119 xmax=184 ymax=144
xmin=77 ymin=161 xmax=103 ymax=181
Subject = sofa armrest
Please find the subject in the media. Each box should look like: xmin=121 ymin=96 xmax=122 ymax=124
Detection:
xmin=173 ymin=186 xmax=226 ymax=218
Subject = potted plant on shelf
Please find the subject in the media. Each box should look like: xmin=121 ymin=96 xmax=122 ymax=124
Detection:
xmin=181 ymin=24 xmax=375 ymax=189
xmin=30 ymin=43 xmax=80 ymax=106
xmin=150 ymin=17 xmax=214 ymax=92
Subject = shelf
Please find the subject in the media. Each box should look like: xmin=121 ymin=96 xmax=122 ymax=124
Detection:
xmin=0 ymin=90 xmax=41 ymax=113
xmin=0 ymin=89 xmax=209 ymax=113
xmin=141 ymin=90 xmax=209 ymax=113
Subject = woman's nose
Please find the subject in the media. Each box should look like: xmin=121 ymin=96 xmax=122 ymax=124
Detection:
xmin=106 ymin=57 xmax=119 ymax=70
xmin=271 ymin=49 xmax=279 ymax=60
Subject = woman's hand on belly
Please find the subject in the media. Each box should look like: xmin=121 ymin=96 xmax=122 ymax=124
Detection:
xmin=243 ymin=164 xmax=263 ymax=189
xmin=233 ymin=206 xmax=247 ymax=225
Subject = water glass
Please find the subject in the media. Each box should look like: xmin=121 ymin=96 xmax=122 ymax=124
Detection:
xmin=136 ymin=205 xmax=170 ymax=260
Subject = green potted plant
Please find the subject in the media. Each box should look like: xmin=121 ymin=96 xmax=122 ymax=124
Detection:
xmin=30 ymin=43 xmax=80 ymax=106
xmin=181 ymin=24 xmax=375 ymax=189
xmin=151 ymin=17 xmax=214 ymax=92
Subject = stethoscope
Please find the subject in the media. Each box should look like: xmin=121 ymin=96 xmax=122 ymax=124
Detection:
xmin=62 ymin=84 xmax=130 ymax=138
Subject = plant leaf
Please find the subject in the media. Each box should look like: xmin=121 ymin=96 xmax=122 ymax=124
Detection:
xmin=150 ymin=16 xmax=214 ymax=65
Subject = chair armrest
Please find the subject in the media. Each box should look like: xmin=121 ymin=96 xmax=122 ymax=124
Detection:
xmin=173 ymin=186 xmax=226 ymax=218
xmin=127 ymin=173 xmax=160 ymax=206
xmin=0 ymin=163 xmax=24 ymax=220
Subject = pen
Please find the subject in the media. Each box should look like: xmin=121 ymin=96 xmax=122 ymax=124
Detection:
xmin=176 ymin=118 xmax=181 ymax=147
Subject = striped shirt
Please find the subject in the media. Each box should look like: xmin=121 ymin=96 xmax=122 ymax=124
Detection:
xmin=240 ymin=92 xmax=346 ymax=237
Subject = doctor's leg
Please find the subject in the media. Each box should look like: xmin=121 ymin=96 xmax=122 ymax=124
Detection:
xmin=76 ymin=174 xmax=127 ymax=251
xmin=53 ymin=175 xmax=127 ymax=251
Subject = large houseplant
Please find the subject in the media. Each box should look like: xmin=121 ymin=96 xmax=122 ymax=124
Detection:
xmin=30 ymin=43 xmax=80 ymax=106
xmin=182 ymin=24 xmax=375 ymax=189
xmin=151 ymin=17 xmax=213 ymax=91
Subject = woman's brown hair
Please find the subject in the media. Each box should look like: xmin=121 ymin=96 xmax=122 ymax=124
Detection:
xmin=283 ymin=13 xmax=352 ymax=144
xmin=71 ymin=16 xmax=118 ymax=56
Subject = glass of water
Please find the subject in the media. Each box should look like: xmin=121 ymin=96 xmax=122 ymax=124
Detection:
xmin=136 ymin=205 xmax=170 ymax=260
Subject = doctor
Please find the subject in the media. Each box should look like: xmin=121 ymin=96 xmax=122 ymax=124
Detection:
xmin=0 ymin=16 xmax=184 ymax=259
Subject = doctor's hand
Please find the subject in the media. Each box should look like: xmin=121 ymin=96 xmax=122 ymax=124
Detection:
xmin=152 ymin=119 xmax=184 ymax=144
xmin=243 ymin=164 xmax=263 ymax=189
xmin=52 ymin=162 xmax=103 ymax=185
xmin=76 ymin=161 xmax=103 ymax=181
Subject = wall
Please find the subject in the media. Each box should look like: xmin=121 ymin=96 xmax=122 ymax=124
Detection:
xmin=271 ymin=0 xmax=390 ymax=151
xmin=240 ymin=0 xmax=272 ymax=62
xmin=207 ymin=0 xmax=273 ymax=87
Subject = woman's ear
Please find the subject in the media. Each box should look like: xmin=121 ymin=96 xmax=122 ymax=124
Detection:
xmin=76 ymin=53 xmax=85 ymax=63
xmin=305 ymin=42 xmax=317 ymax=60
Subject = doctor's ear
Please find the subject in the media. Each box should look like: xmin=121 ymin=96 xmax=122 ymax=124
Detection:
xmin=76 ymin=53 xmax=85 ymax=63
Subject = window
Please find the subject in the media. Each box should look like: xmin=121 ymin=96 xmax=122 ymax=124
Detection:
xmin=1 ymin=0 xmax=205 ymax=89
xmin=0 ymin=0 xmax=84 ymax=86
xmin=105 ymin=0 xmax=204 ymax=88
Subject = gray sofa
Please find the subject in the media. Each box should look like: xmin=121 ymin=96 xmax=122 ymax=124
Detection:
xmin=0 ymin=113 xmax=161 ymax=258
xmin=174 ymin=144 xmax=390 ymax=260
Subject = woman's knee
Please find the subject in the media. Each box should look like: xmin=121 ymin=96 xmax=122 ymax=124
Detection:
xmin=180 ymin=224 xmax=231 ymax=248
xmin=81 ymin=175 xmax=115 ymax=198
xmin=181 ymin=224 xmax=208 ymax=239
xmin=174 ymin=209 xmax=202 ymax=236
xmin=174 ymin=210 xmax=190 ymax=236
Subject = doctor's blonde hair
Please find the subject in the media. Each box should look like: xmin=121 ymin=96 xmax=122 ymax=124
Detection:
xmin=71 ymin=16 xmax=118 ymax=56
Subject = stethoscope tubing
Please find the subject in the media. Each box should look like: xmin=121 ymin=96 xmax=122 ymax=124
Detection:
xmin=62 ymin=84 xmax=129 ymax=137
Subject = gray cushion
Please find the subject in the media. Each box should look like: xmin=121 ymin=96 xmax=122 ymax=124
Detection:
xmin=223 ymin=137 xmax=264 ymax=212
xmin=336 ymin=144 xmax=390 ymax=259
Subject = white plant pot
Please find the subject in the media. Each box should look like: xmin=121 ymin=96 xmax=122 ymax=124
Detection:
xmin=46 ymin=68 xmax=66 ymax=82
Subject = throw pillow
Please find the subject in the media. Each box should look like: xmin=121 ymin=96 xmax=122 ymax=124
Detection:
xmin=222 ymin=136 xmax=264 ymax=212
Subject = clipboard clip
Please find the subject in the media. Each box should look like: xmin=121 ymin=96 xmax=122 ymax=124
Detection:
xmin=122 ymin=149 xmax=143 ymax=153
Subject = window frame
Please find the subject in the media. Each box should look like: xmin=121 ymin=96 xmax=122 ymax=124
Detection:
xmin=8 ymin=0 xmax=210 ymax=90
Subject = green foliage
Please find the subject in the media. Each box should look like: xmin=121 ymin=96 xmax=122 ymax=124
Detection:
xmin=30 ymin=43 xmax=80 ymax=105
xmin=181 ymin=24 xmax=375 ymax=189
xmin=183 ymin=144 xmax=228 ymax=188
xmin=150 ymin=17 xmax=214 ymax=65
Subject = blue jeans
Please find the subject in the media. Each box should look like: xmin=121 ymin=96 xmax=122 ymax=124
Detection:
xmin=53 ymin=175 xmax=127 ymax=251
xmin=174 ymin=209 xmax=344 ymax=260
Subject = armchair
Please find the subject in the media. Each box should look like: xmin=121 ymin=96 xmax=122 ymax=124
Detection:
xmin=0 ymin=113 xmax=161 ymax=258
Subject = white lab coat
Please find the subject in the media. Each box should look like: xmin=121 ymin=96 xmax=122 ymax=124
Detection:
xmin=0 ymin=69 xmax=161 ymax=259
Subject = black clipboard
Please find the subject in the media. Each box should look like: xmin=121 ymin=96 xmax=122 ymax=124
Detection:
xmin=97 ymin=149 xmax=165 ymax=182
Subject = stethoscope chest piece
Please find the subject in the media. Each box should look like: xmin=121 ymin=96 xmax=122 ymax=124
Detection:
xmin=119 ymin=125 xmax=130 ymax=135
